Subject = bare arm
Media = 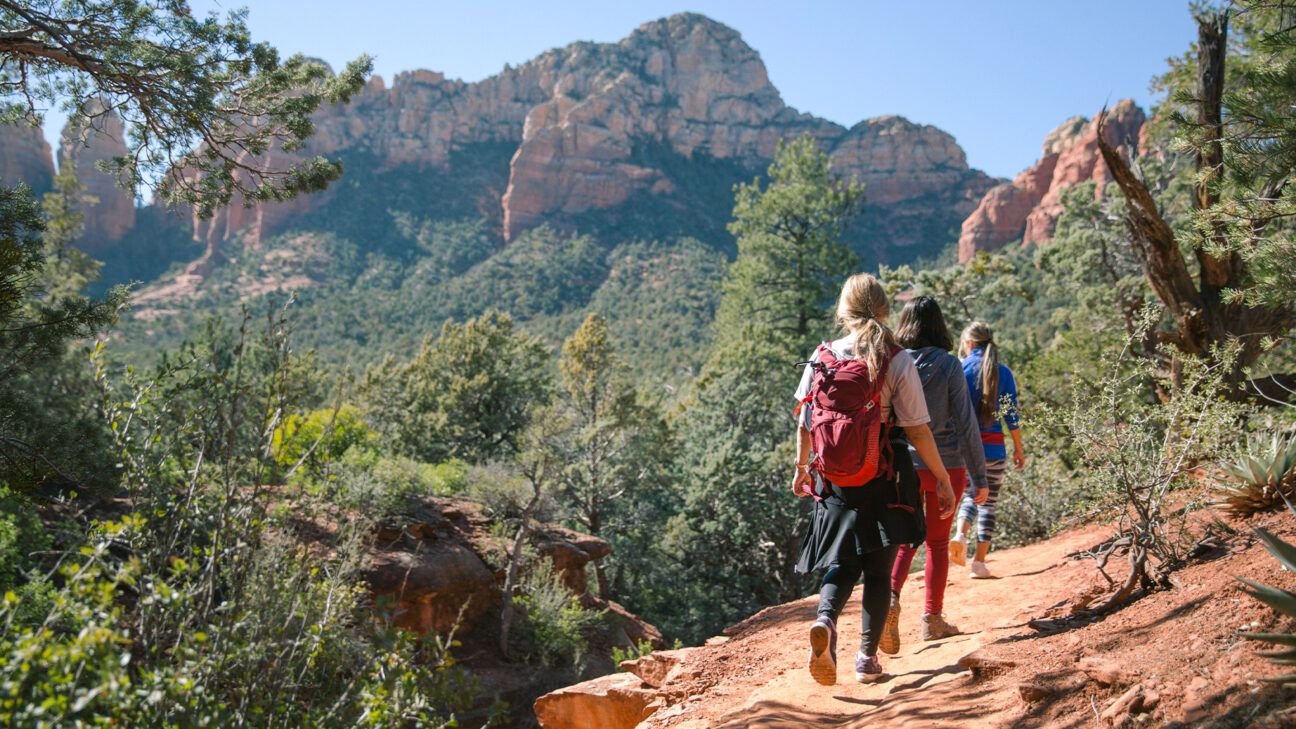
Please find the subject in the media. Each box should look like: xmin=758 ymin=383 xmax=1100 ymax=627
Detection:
xmin=1009 ymin=428 xmax=1026 ymax=470
xmin=792 ymin=425 xmax=813 ymax=496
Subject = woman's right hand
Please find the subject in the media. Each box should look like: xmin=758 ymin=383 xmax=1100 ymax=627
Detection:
xmin=792 ymin=466 xmax=813 ymax=498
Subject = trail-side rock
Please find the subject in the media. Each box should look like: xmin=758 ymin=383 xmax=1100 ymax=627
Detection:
xmin=1078 ymin=655 xmax=1141 ymax=687
xmin=958 ymin=649 xmax=1019 ymax=679
xmin=366 ymin=535 xmax=500 ymax=635
xmin=58 ymin=102 xmax=136 ymax=255
xmin=0 ymin=122 xmax=55 ymax=195
xmin=1101 ymin=684 xmax=1150 ymax=726
xmin=958 ymin=99 xmax=1145 ymax=261
xmin=533 ymin=672 xmax=659 ymax=729
xmin=619 ymin=647 xmax=698 ymax=688
xmin=534 ymin=525 xmax=612 ymax=595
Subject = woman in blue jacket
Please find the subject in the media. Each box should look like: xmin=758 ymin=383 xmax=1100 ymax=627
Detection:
xmin=951 ymin=321 xmax=1026 ymax=579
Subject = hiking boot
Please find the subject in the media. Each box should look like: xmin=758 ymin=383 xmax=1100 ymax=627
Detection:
xmin=921 ymin=612 xmax=961 ymax=641
xmin=879 ymin=592 xmax=901 ymax=655
xmin=970 ymin=560 xmax=992 ymax=579
xmin=949 ymin=535 xmax=968 ymax=567
xmin=808 ymin=615 xmax=837 ymax=685
xmin=855 ymin=651 xmax=883 ymax=683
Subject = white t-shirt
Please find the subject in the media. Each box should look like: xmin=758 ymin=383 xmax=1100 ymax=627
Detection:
xmin=794 ymin=336 xmax=931 ymax=429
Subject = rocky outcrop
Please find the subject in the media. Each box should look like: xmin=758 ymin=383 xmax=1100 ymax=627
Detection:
xmin=533 ymin=672 xmax=659 ymax=729
xmin=59 ymin=104 xmax=137 ymax=255
xmin=0 ymin=122 xmax=55 ymax=195
xmin=957 ymin=100 xmax=1145 ymax=262
xmin=359 ymin=497 xmax=660 ymax=647
xmin=179 ymin=13 xmax=994 ymax=259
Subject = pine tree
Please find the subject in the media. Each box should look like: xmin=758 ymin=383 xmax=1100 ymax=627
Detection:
xmin=1098 ymin=3 xmax=1295 ymax=399
xmin=551 ymin=313 xmax=672 ymax=599
xmin=0 ymin=0 xmax=372 ymax=215
xmin=664 ymin=134 xmax=866 ymax=641
xmin=369 ymin=311 xmax=551 ymax=464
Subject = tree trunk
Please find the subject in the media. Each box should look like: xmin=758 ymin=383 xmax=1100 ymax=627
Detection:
xmin=1095 ymin=11 xmax=1292 ymax=392
xmin=499 ymin=484 xmax=543 ymax=656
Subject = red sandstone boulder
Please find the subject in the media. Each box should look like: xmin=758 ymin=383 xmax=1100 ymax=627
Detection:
xmin=366 ymin=531 xmax=500 ymax=635
xmin=533 ymin=672 xmax=659 ymax=729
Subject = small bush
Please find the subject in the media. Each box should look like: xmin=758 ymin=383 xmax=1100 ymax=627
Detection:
xmin=510 ymin=561 xmax=604 ymax=669
xmin=272 ymin=404 xmax=377 ymax=478
xmin=465 ymin=462 xmax=555 ymax=522
xmin=334 ymin=452 xmax=470 ymax=513
xmin=993 ymin=457 xmax=1096 ymax=548
xmin=0 ymin=486 xmax=48 ymax=592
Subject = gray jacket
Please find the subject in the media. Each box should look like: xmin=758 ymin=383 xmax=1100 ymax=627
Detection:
xmin=906 ymin=346 xmax=988 ymax=490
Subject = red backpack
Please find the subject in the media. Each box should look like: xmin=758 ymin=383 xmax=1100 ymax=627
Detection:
xmin=795 ymin=344 xmax=896 ymax=488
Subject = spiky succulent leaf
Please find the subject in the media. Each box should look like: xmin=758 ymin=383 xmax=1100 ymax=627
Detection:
xmin=1254 ymin=526 xmax=1296 ymax=573
xmin=1237 ymin=577 xmax=1296 ymax=618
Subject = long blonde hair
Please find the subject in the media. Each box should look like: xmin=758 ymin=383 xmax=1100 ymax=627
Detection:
xmin=962 ymin=321 xmax=1000 ymax=425
xmin=835 ymin=273 xmax=896 ymax=379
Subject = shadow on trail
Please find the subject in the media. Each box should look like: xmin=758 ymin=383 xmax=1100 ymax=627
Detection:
xmin=887 ymin=661 xmax=968 ymax=693
xmin=713 ymin=685 xmax=1000 ymax=729
xmin=714 ymin=702 xmax=866 ymax=728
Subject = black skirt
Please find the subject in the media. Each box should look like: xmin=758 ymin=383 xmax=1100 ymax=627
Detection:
xmin=795 ymin=431 xmax=926 ymax=573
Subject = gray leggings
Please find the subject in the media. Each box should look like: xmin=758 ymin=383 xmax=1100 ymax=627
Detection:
xmin=958 ymin=459 xmax=1007 ymax=543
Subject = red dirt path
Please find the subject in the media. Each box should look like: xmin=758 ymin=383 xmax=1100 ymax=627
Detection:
xmin=637 ymin=510 xmax=1296 ymax=728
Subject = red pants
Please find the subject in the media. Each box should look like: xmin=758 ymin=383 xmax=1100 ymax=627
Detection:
xmin=891 ymin=467 xmax=967 ymax=615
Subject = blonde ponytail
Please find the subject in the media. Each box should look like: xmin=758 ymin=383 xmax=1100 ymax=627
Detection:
xmin=962 ymin=321 xmax=999 ymax=425
xmin=835 ymin=273 xmax=896 ymax=380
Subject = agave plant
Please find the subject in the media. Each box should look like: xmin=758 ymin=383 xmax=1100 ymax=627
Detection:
xmin=1238 ymin=494 xmax=1296 ymax=684
xmin=1216 ymin=434 xmax=1296 ymax=517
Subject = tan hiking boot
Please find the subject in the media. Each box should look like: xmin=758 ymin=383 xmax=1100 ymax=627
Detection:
xmin=879 ymin=592 xmax=901 ymax=655
xmin=921 ymin=613 xmax=961 ymax=641
xmin=949 ymin=535 xmax=968 ymax=567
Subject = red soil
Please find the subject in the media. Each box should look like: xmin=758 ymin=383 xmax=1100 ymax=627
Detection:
xmin=635 ymin=509 xmax=1296 ymax=728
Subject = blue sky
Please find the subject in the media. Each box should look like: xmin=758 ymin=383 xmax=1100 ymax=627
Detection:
xmin=45 ymin=0 xmax=1196 ymax=179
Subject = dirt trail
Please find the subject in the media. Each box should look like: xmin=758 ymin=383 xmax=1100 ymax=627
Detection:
xmin=636 ymin=513 xmax=1296 ymax=728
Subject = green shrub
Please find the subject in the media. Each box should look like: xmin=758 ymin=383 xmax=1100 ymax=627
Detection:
xmin=333 ymin=452 xmax=470 ymax=513
xmin=272 ymin=404 xmax=377 ymax=478
xmin=0 ymin=486 xmax=48 ymax=593
xmin=1216 ymin=433 xmax=1296 ymax=517
xmin=510 ymin=561 xmax=604 ymax=669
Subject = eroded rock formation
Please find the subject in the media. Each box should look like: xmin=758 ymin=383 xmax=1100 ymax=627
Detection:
xmin=0 ymin=122 xmax=55 ymax=195
xmin=361 ymin=497 xmax=660 ymax=647
xmin=185 ymin=13 xmax=993 ymax=258
xmin=957 ymin=99 xmax=1145 ymax=262
xmin=59 ymin=104 xmax=136 ymax=255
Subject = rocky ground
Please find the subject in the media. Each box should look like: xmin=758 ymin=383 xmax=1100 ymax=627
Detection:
xmin=536 ymin=508 xmax=1296 ymax=728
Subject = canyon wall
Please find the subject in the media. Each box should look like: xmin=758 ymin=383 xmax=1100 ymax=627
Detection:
xmin=957 ymin=99 xmax=1145 ymax=262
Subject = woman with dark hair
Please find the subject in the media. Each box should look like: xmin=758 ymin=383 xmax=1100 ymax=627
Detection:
xmin=880 ymin=297 xmax=988 ymax=654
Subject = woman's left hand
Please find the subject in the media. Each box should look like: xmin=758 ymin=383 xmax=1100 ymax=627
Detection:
xmin=974 ymin=486 xmax=989 ymax=505
xmin=935 ymin=474 xmax=956 ymax=519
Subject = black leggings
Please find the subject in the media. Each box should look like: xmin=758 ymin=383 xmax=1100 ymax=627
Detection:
xmin=817 ymin=545 xmax=899 ymax=656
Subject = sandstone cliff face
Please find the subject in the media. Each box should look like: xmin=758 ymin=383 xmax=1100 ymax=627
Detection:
xmin=0 ymin=122 xmax=55 ymax=195
xmin=189 ymin=13 xmax=994 ymax=256
xmin=59 ymin=105 xmax=137 ymax=255
xmin=957 ymin=100 xmax=1145 ymax=262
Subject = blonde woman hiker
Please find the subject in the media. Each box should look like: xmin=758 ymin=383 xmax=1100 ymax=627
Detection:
xmin=792 ymin=273 xmax=955 ymax=685
xmin=950 ymin=321 xmax=1025 ymax=579
xmin=881 ymin=297 xmax=989 ymax=655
